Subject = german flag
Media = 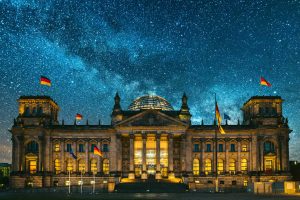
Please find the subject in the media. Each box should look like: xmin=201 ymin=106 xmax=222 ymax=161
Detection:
xmin=40 ymin=76 xmax=51 ymax=86
xmin=93 ymin=146 xmax=103 ymax=157
xmin=215 ymin=102 xmax=222 ymax=126
xmin=260 ymin=77 xmax=271 ymax=87
xmin=215 ymin=101 xmax=226 ymax=134
xmin=75 ymin=113 xmax=83 ymax=120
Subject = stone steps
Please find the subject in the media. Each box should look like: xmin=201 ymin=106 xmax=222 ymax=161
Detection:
xmin=115 ymin=182 xmax=189 ymax=193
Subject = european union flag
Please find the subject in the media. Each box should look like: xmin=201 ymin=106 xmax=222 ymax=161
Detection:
xmin=224 ymin=113 xmax=231 ymax=120
xmin=69 ymin=148 xmax=77 ymax=160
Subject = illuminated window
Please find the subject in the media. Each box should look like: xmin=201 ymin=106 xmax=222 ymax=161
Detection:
xmin=193 ymin=159 xmax=200 ymax=175
xmin=29 ymin=160 xmax=37 ymax=174
xmin=54 ymin=159 xmax=61 ymax=174
xmin=242 ymin=144 xmax=247 ymax=152
xmin=134 ymin=140 xmax=142 ymax=165
xmin=90 ymin=159 xmax=97 ymax=174
xmin=229 ymin=159 xmax=236 ymax=174
xmin=243 ymin=180 xmax=248 ymax=187
xmin=78 ymin=144 xmax=84 ymax=152
xmin=103 ymin=159 xmax=109 ymax=175
xmin=160 ymin=140 xmax=168 ymax=168
xmin=66 ymin=159 xmax=73 ymax=172
xmin=78 ymin=159 xmax=85 ymax=172
xmin=205 ymin=159 xmax=212 ymax=175
xmin=265 ymin=159 xmax=273 ymax=171
xmin=217 ymin=159 xmax=224 ymax=174
xmin=241 ymin=159 xmax=248 ymax=172
xmin=54 ymin=143 xmax=60 ymax=152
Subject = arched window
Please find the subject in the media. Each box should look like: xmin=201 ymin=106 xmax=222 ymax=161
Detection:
xmin=78 ymin=159 xmax=86 ymax=172
xmin=26 ymin=141 xmax=39 ymax=153
xmin=103 ymin=159 xmax=109 ymax=175
xmin=205 ymin=159 xmax=212 ymax=175
xmin=242 ymin=144 xmax=248 ymax=152
xmin=193 ymin=158 xmax=200 ymax=175
xmin=217 ymin=159 xmax=224 ymax=174
xmin=90 ymin=159 xmax=97 ymax=174
xmin=32 ymin=107 xmax=37 ymax=116
xmin=241 ymin=159 xmax=248 ymax=172
xmin=37 ymin=106 xmax=43 ymax=115
xmin=229 ymin=159 xmax=236 ymax=174
xmin=264 ymin=141 xmax=275 ymax=153
xmin=54 ymin=143 xmax=60 ymax=152
xmin=66 ymin=159 xmax=73 ymax=173
xmin=54 ymin=159 xmax=61 ymax=174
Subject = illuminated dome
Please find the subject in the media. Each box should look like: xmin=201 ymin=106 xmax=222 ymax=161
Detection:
xmin=128 ymin=95 xmax=174 ymax=111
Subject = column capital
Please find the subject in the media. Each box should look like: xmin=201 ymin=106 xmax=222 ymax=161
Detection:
xmin=129 ymin=133 xmax=135 ymax=139
xmin=167 ymin=133 xmax=173 ymax=140
xmin=156 ymin=133 xmax=161 ymax=140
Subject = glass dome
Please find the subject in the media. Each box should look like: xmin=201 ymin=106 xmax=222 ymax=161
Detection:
xmin=128 ymin=95 xmax=174 ymax=111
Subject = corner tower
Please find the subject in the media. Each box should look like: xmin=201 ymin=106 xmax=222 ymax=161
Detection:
xmin=16 ymin=96 xmax=59 ymax=126
xmin=242 ymin=96 xmax=286 ymax=126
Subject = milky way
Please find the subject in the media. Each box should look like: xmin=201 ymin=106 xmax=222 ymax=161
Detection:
xmin=0 ymin=0 xmax=299 ymax=163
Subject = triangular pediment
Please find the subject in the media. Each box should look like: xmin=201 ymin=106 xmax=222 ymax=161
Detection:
xmin=115 ymin=110 xmax=187 ymax=127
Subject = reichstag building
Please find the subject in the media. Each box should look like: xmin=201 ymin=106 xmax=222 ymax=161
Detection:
xmin=10 ymin=93 xmax=291 ymax=188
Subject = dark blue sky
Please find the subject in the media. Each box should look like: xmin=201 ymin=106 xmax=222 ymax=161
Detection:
xmin=0 ymin=0 xmax=299 ymax=163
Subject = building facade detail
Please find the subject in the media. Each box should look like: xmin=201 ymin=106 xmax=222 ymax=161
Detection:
xmin=10 ymin=94 xmax=291 ymax=188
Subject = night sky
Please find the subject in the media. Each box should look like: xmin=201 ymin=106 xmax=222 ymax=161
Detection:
xmin=0 ymin=0 xmax=299 ymax=163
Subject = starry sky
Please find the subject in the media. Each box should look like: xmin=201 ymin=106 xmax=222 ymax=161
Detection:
xmin=0 ymin=0 xmax=299 ymax=163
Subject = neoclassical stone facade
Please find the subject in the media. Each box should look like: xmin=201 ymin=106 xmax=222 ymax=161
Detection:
xmin=10 ymin=94 xmax=291 ymax=189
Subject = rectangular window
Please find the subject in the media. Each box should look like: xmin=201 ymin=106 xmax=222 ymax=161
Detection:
xmin=79 ymin=144 xmax=84 ymax=152
xmin=218 ymin=144 xmax=223 ymax=152
xmin=232 ymin=181 xmax=237 ymax=185
xmin=66 ymin=144 xmax=72 ymax=152
xmin=90 ymin=144 xmax=96 ymax=152
xmin=230 ymin=144 xmax=235 ymax=152
xmin=103 ymin=144 xmax=109 ymax=152
xmin=220 ymin=181 xmax=225 ymax=185
xmin=193 ymin=144 xmax=199 ymax=152
xmin=206 ymin=144 xmax=211 ymax=152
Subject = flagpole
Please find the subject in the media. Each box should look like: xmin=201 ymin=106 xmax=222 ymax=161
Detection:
xmin=214 ymin=93 xmax=218 ymax=193
xmin=93 ymin=172 xmax=95 ymax=194
xmin=80 ymin=170 xmax=83 ymax=195
xmin=68 ymin=169 xmax=71 ymax=194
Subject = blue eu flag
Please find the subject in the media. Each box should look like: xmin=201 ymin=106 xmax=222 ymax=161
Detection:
xmin=224 ymin=113 xmax=231 ymax=121
xmin=69 ymin=148 xmax=77 ymax=160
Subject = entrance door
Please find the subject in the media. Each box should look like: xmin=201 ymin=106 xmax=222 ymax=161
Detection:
xmin=147 ymin=164 xmax=156 ymax=175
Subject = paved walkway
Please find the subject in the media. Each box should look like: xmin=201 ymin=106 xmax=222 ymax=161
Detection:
xmin=0 ymin=191 xmax=300 ymax=200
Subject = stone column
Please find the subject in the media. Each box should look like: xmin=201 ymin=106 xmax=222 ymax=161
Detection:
xmin=237 ymin=138 xmax=241 ymax=172
xmin=156 ymin=134 xmax=161 ymax=172
xmin=38 ymin=137 xmax=44 ymax=172
xmin=185 ymin=134 xmax=192 ymax=175
xmin=61 ymin=140 xmax=65 ymax=172
xmin=251 ymin=135 xmax=257 ymax=172
xmin=142 ymin=133 xmax=147 ymax=172
xmin=44 ymin=136 xmax=50 ymax=172
xmin=200 ymin=138 xmax=205 ymax=174
xmin=180 ymin=135 xmax=186 ymax=172
xmin=11 ymin=136 xmax=18 ymax=172
xmin=168 ymin=134 xmax=174 ymax=178
xmin=73 ymin=140 xmax=78 ymax=172
xmin=97 ymin=140 xmax=102 ymax=174
xmin=278 ymin=136 xmax=283 ymax=171
xmin=85 ymin=140 xmax=89 ymax=173
xmin=225 ymin=139 xmax=229 ymax=173
xmin=128 ymin=133 xmax=135 ymax=179
xmin=141 ymin=133 xmax=148 ymax=179
xmin=249 ymin=138 xmax=252 ymax=171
